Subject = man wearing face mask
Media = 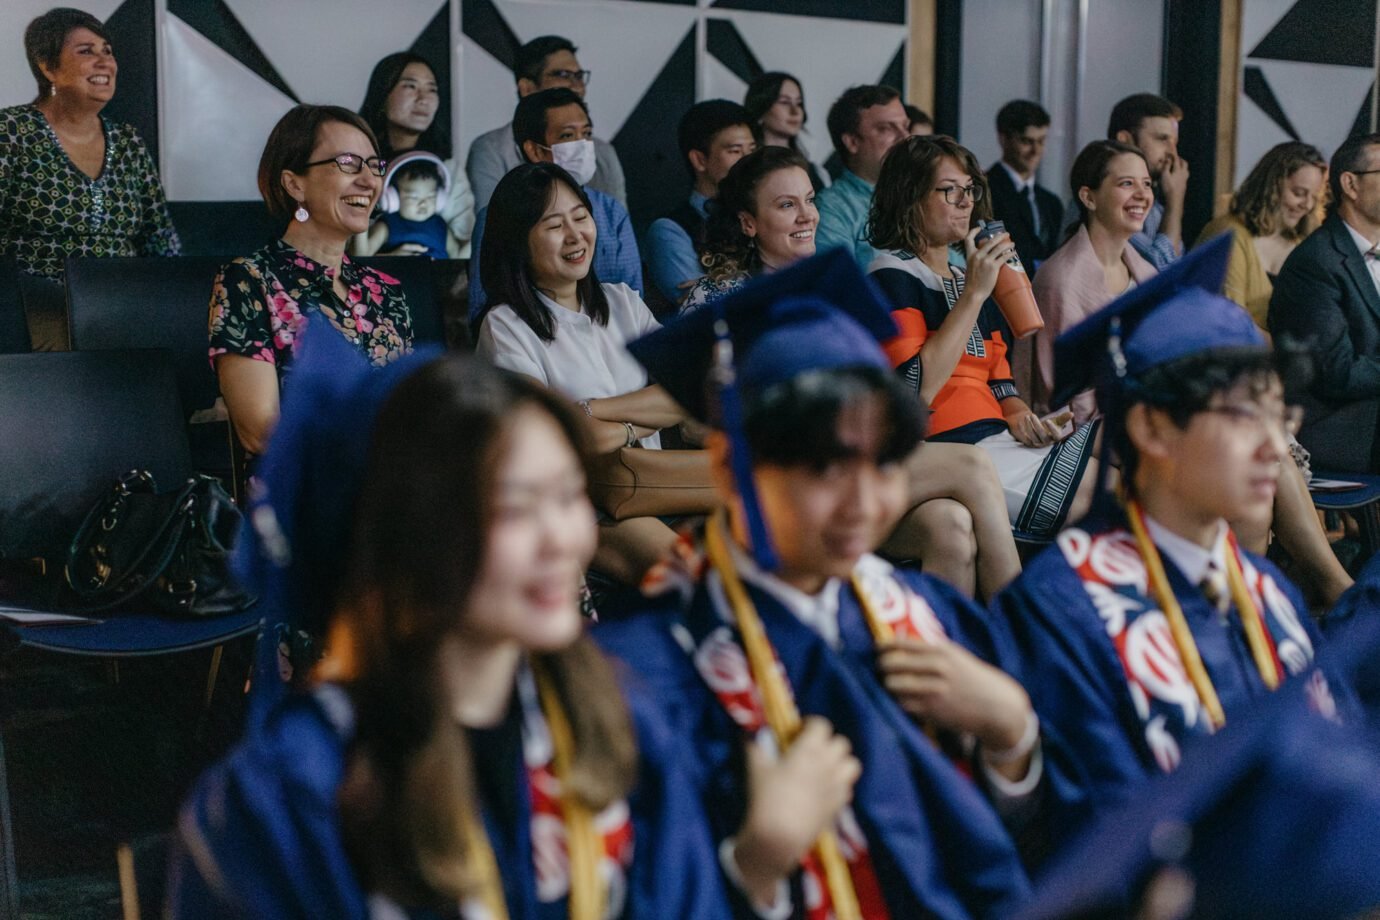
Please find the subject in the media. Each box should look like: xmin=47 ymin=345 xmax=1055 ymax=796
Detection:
xmin=466 ymin=34 xmax=627 ymax=210
xmin=468 ymin=88 xmax=643 ymax=327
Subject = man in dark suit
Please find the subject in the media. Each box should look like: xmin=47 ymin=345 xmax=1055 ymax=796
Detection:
xmin=1270 ymin=132 xmax=1380 ymax=472
xmin=985 ymin=100 xmax=1063 ymax=271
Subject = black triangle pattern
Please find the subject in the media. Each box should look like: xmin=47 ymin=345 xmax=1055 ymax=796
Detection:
xmin=1242 ymin=66 xmax=1299 ymax=140
xmin=706 ymin=18 xmax=762 ymax=84
xmin=411 ymin=4 xmax=455 ymax=159
xmin=102 ymin=0 xmax=159 ymax=166
xmin=711 ymin=0 xmax=903 ymax=25
xmin=462 ymin=0 xmax=520 ymax=74
xmin=167 ymin=0 xmax=298 ymax=102
xmin=613 ymin=26 xmax=697 ymax=233
xmin=1249 ymin=0 xmax=1377 ymax=67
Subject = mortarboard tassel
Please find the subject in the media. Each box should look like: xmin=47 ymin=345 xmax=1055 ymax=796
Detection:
xmin=711 ymin=317 xmax=780 ymax=571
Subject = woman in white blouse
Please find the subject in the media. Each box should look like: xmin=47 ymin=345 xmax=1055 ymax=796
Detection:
xmin=476 ymin=162 xmax=686 ymax=584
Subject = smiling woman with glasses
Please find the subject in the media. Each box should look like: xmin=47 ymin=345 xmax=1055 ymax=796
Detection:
xmin=208 ymin=103 xmax=416 ymax=460
xmin=865 ymin=134 xmax=1102 ymax=543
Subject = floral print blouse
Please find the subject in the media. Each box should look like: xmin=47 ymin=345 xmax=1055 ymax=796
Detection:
xmin=208 ymin=239 xmax=414 ymax=380
xmin=0 ymin=104 xmax=180 ymax=280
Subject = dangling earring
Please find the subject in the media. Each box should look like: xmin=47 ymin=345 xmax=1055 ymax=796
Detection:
xmin=49 ymin=83 xmax=56 ymax=97
xmin=294 ymin=202 xmax=309 ymax=223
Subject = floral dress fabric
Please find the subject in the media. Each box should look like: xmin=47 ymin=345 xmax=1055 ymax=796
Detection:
xmin=0 ymin=104 xmax=180 ymax=280
xmin=208 ymin=238 xmax=414 ymax=381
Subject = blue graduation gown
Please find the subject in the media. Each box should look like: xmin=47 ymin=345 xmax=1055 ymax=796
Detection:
xmin=167 ymin=681 xmax=731 ymax=920
xmin=594 ymin=559 xmax=1031 ymax=920
xmin=991 ymin=511 xmax=1336 ymax=861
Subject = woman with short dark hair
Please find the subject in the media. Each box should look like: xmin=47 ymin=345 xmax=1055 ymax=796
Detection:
xmin=475 ymin=162 xmax=686 ymax=585
xmin=209 ymin=103 xmax=414 ymax=456
xmin=0 ymin=6 xmax=180 ymax=347
xmin=868 ymin=135 xmax=1100 ymax=539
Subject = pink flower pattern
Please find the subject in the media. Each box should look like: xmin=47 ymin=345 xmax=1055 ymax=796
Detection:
xmin=208 ymin=239 xmax=412 ymax=379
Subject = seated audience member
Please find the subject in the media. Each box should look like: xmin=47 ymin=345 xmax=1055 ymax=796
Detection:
xmin=1270 ymin=133 xmax=1380 ymax=473
xmin=168 ymin=324 xmax=730 ymax=919
xmin=1039 ymin=142 xmax=1350 ymax=609
xmin=2 ymin=7 xmax=179 ymax=349
xmin=742 ymin=71 xmax=827 ymax=190
xmin=995 ymin=239 xmax=1342 ymax=858
xmin=685 ymin=147 xmax=1022 ymax=599
xmin=1030 ymin=140 xmax=1156 ymax=419
xmin=1097 ymin=93 xmax=1189 ymax=269
xmin=813 ymin=84 xmax=910 ymax=268
xmin=986 ymin=100 xmax=1062 ymax=271
xmin=466 ymin=35 xmax=625 ymax=209
xmin=596 ymin=252 xmax=1033 ymax=916
xmin=869 ymin=136 xmax=1099 ymax=539
xmin=356 ymin=50 xmax=474 ymax=257
xmin=1198 ymin=141 xmax=1326 ymax=330
xmin=208 ymin=104 xmax=413 ymax=457
xmin=474 ymin=163 xmax=683 ymax=585
xmin=468 ymin=88 xmax=642 ymax=324
xmin=643 ymin=100 xmax=755 ymax=308
xmin=358 ymin=152 xmax=461 ymax=259
xmin=905 ymin=104 xmax=934 ymax=136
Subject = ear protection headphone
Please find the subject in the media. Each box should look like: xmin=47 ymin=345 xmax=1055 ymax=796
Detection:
xmin=379 ymin=150 xmax=451 ymax=214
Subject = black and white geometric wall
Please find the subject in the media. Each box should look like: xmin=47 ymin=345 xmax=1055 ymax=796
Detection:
xmin=1237 ymin=0 xmax=1377 ymax=176
xmin=2 ymin=0 xmax=906 ymax=232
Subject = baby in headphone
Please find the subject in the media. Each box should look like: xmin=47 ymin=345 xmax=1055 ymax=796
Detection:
xmin=361 ymin=152 xmax=461 ymax=259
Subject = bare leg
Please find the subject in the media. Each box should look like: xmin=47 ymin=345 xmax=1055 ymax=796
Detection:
xmin=886 ymin=498 xmax=978 ymax=596
xmin=1064 ymin=456 xmax=1103 ymax=528
xmin=886 ymin=442 xmax=1022 ymax=599
xmin=593 ymin=516 xmax=679 ymax=586
xmin=1257 ymin=461 xmax=1353 ymax=606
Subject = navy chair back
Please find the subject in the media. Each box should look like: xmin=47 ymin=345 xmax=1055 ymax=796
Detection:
xmin=166 ymin=201 xmax=283 ymax=257
xmin=0 ymin=349 xmax=191 ymax=562
xmin=66 ymin=256 xmax=226 ymax=418
xmin=357 ymin=255 xmax=449 ymax=346
xmin=0 ymin=258 xmax=29 ymax=354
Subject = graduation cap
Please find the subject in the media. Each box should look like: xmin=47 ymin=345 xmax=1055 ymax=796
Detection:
xmin=239 ymin=321 xmax=441 ymax=727
xmin=1049 ymin=233 xmax=1266 ymax=413
xmin=627 ymin=248 xmax=899 ymax=569
xmin=1016 ymin=685 xmax=1380 ymax=920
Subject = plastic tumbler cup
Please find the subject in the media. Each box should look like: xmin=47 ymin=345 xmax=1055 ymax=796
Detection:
xmin=974 ymin=220 xmax=1043 ymax=339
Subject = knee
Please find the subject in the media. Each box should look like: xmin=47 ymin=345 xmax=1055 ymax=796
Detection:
xmin=922 ymin=500 xmax=977 ymax=562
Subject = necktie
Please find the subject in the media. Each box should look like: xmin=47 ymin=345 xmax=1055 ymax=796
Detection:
xmin=1027 ymin=184 xmax=1041 ymax=239
xmin=1200 ymin=562 xmax=1230 ymax=615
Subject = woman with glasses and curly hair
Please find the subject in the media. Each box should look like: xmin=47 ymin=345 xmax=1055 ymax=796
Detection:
xmin=209 ymin=104 xmax=415 ymax=458
xmin=867 ymin=135 xmax=1100 ymax=541
xmin=1196 ymin=141 xmax=1327 ymax=330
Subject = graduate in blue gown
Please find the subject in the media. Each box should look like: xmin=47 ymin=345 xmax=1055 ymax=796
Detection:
xmin=594 ymin=250 xmax=1032 ymax=919
xmin=991 ymin=237 xmax=1344 ymax=862
xmin=167 ymin=324 xmax=731 ymax=919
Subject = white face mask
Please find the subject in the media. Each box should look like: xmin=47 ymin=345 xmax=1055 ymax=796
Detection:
xmin=550 ymin=139 xmax=597 ymax=186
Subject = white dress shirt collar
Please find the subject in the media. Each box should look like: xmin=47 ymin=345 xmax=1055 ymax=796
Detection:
xmin=1143 ymin=514 xmax=1229 ymax=587
xmin=999 ymin=160 xmax=1034 ymax=193
xmin=726 ymin=538 xmax=845 ymax=648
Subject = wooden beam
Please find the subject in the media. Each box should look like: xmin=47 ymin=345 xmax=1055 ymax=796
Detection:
xmin=1214 ymin=0 xmax=1243 ymax=211
xmin=908 ymin=0 xmax=937 ymax=112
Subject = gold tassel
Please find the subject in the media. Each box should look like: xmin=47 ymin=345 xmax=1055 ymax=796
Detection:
xmin=704 ymin=511 xmax=863 ymax=920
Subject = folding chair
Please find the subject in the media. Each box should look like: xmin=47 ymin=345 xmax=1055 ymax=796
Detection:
xmin=0 ymin=260 xmax=29 ymax=355
xmin=0 ymin=349 xmax=259 ymax=918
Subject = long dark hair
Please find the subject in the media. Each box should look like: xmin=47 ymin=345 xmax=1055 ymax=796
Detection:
xmin=866 ymin=135 xmax=991 ymax=254
xmin=744 ymin=71 xmax=808 ymax=150
xmin=335 ymin=355 xmax=637 ymax=906
xmin=700 ymin=146 xmax=812 ymax=281
xmin=358 ymin=51 xmax=451 ymax=160
xmin=479 ymin=163 xmax=609 ymax=340
xmin=1068 ymin=139 xmax=1148 ymax=235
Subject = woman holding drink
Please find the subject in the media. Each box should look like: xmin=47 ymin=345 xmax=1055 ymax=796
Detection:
xmin=866 ymin=135 xmax=1099 ymax=538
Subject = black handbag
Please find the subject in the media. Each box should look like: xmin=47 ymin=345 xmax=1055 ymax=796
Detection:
xmin=64 ymin=470 xmax=255 ymax=616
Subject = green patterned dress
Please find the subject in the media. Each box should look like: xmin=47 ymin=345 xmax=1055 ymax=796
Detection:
xmin=0 ymin=104 xmax=180 ymax=280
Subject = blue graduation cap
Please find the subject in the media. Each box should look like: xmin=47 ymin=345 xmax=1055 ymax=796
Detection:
xmin=1016 ymin=685 xmax=1380 ymax=920
xmin=239 ymin=321 xmax=441 ymax=726
xmin=627 ymin=249 xmax=899 ymax=570
xmin=1049 ymin=233 xmax=1266 ymax=412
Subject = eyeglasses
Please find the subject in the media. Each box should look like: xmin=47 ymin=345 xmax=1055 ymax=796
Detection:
xmin=304 ymin=153 xmax=386 ymax=177
xmin=1202 ymin=403 xmax=1303 ymax=439
xmin=546 ymin=68 xmax=591 ymax=85
xmin=935 ymin=183 xmax=984 ymax=204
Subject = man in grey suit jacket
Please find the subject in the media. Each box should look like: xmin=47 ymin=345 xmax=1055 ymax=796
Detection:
xmin=1270 ymin=133 xmax=1380 ymax=472
xmin=466 ymin=34 xmax=626 ymax=210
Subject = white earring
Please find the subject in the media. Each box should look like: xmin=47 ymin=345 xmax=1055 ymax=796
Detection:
xmin=293 ymin=203 xmax=309 ymax=223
